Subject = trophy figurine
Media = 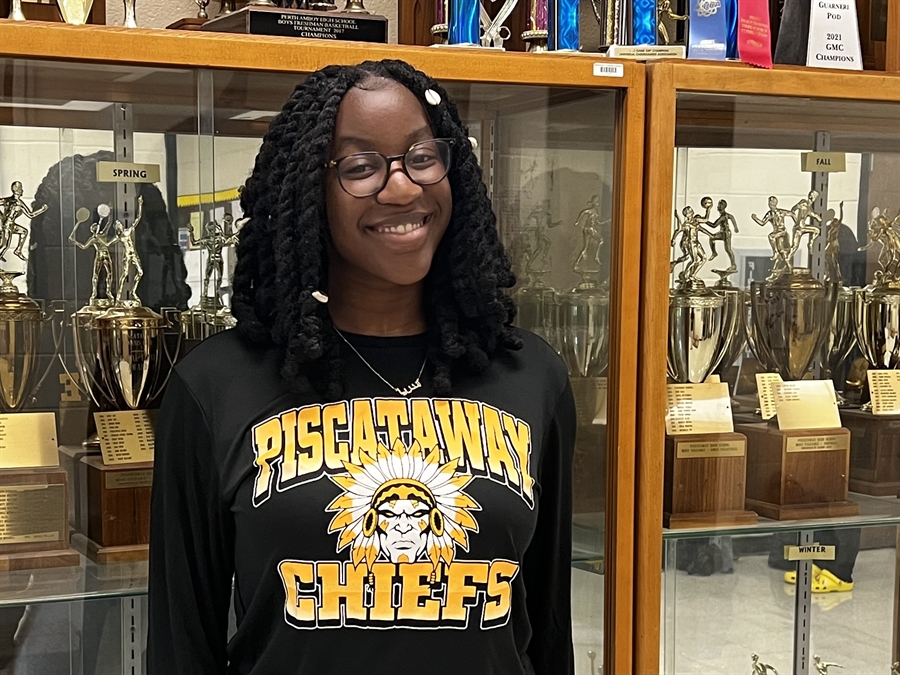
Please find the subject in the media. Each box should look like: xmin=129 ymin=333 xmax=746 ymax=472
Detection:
xmin=0 ymin=181 xmax=48 ymax=263
xmin=707 ymin=199 xmax=739 ymax=286
xmin=663 ymin=197 xmax=753 ymax=528
xmin=182 ymin=215 xmax=241 ymax=340
xmin=657 ymin=0 xmax=688 ymax=44
xmin=751 ymin=654 xmax=778 ymax=675
xmin=8 ymin=0 xmax=25 ymax=20
xmin=65 ymin=196 xmax=180 ymax=413
xmin=431 ymin=0 xmax=449 ymax=43
xmin=195 ymin=0 xmax=211 ymax=18
xmin=513 ymin=200 xmax=561 ymax=350
xmin=812 ymin=656 xmax=842 ymax=675
xmin=819 ymin=204 xmax=856 ymax=405
xmin=559 ymin=195 xmax=609 ymax=379
xmin=824 ymin=202 xmax=844 ymax=285
xmin=739 ymin=193 xmax=854 ymax=521
xmin=891 ymin=662 xmax=899 ymax=675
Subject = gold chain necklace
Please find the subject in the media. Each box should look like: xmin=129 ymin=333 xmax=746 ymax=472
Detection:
xmin=334 ymin=328 xmax=426 ymax=397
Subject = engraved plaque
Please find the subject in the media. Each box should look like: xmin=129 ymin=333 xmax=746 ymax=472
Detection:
xmin=786 ymin=434 xmax=850 ymax=453
xmin=105 ymin=469 xmax=153 ymax=490
xmin=676 ymin=439 xmax=746 ymax=459
xmin=0 ymin=484 xmax=66 ymax=545
xmin=95 ymin=410 xmax=156 ymax=465
xmin=0 ymin=413 xmax=59 ymax=469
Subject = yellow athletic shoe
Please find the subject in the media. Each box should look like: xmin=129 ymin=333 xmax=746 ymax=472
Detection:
xmin=784 ymin=565 xmax=822 ymax=584
xmin=812 ymin=568 xmax=853 ymax=593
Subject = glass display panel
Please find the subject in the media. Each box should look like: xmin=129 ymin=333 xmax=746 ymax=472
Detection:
xmin=662 ymin=91 xmax=900 ymax=675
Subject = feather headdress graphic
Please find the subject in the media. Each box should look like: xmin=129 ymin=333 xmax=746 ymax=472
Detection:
xmin=326 ymin=439 xmax=481 ymax=578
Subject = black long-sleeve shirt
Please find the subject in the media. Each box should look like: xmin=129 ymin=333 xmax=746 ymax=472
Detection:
xmin=147 ymin=328 xmax=575 ymax=675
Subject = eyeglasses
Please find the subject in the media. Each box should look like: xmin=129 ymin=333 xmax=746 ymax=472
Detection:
xmin=326 ymin=138 xmax=454 ymax=198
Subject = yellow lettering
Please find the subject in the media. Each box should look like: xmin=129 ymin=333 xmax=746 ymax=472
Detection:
xmin=503 ymin=413 xmax=534 ymax=501
xmin=323 ymin=403 xmax=350 ymax=470
xmin=375 ymin=399 xmax=409 ymax=445
xmin=297 ymin=405 xmax=323 ymax=477
xmin=352 ymin=399 xmax=378 ymax=460
xmin=483 ymin=405 xmax=521 ymax=491
xmin=483 ymin=560 xmax=519 ymax=625
xmin=443 ymin=561 xmax=488 ymax=623
xmin=252 ymin=418 xmax=283 ymax=502
xmin=411 ymin=399 xmax=441 ymax=451
xmin=397 ymin=562 xmax=441 ymax=622
xmin=369 ymin=562 xmax=396 ymax=623
xmin=278 ymin=561 xmax=317 ymax=625
xmin=434 ymin=400 xmax=485 ymax=473
xmin=280 ymin=410 xmax=299 ymax=483
xmin=317 ymin=561 xmax=368 ymax=623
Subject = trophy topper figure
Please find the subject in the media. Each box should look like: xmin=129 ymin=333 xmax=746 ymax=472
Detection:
xmin=823 ymin=202 xmax=844 ymax=285
xmin=707 ymin=198 xmax=739 ymax=284
xmin=812 ymin=655 xmax=843 ymax=675
xmin=191 ymin=214 xmax=241 ymax=309
xmin=859 ymin=207 xmax=900 ymax=288
xmin=573 ymin=194 xmax=607 ymax=287
xmin=752 ymin=196 xmax=793 ymax=281
xmin=671 ymin=197 xmax=714 ymax=287
xmin=657 ymin=0 xmax=688 ymax=44
xmin=788 ymin=190 xmax=822 ymax=259
xmin=520 ymin=199 xmax=561 ymax=282
xmin=114 ymin=195 xmax=145 ymax=306
xmin=0 ymin=181 xmax=48 ymax=266
xmin=751 ymin=653 xmax=778 ymax=675
xmin=69 ymin=204 xmax=117 ymax=307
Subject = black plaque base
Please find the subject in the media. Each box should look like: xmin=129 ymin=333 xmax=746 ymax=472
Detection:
xmin=201 ymin=6 xmax=388 ymax=43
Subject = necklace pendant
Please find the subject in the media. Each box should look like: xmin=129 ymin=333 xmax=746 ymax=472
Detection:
xmin=395 ymin=379 xmax=422 ymax=397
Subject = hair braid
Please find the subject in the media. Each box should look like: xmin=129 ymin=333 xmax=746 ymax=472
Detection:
xmin=233 ymin=59 xmax=520 ymax=398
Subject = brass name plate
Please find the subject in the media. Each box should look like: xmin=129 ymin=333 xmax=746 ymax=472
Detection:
xmin=676 ymin=439 xmax=746 ymax=459
xmin=801 ymin=152 xmax=846 ymax=173
xmin=786 ymin=434 xmax=850 ymax=453
xmin=868 ymin=370 xmax=900 ymax=415
xmin=96 ymin=161 xmax=161 ymax=183
xmin=95 ymin=410 xmax=156 ymax=465
xmin=0 ymin=484 xmax=66 ymax=545
xmin=105 ymin=469 xmax=154 ymax=490
xmin=784 ymin=544 xmax=836 ymax=561
xmin=0 ymin=412 xmax=59 ymax=469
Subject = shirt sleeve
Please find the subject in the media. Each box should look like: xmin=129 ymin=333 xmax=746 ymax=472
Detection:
xmin=148 ymin=370 xmax=235 ymax=674
xmin=523 ymin=380 xmax=576 ymax=675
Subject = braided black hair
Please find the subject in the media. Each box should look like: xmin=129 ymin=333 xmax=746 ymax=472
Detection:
xmin=232 ymin=59 xmax=521 ymax=399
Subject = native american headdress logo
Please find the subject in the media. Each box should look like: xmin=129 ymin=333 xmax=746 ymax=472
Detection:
xmin=326 ymin=439 xmax=481 ymax=576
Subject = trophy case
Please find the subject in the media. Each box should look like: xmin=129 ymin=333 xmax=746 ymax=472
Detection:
xmin=638 ymin=62 xmax=900 ymax=675
xmin=0 ymin=22 xmax=644 ymax=673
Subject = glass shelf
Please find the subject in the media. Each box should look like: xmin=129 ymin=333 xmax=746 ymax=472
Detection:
xmin=663 ymin=493 xmax=900 ymax=539
xmin=0 ymin=554 xmax=148 ymax=608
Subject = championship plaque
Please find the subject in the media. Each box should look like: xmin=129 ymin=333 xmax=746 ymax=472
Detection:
xmin=201 ymin=6 xmax=388 ymax=42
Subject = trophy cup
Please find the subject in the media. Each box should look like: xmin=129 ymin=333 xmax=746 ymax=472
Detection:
xmin=558 ymin=195 xmax=609 ymax=380
xmin=431 ymin=0 xmax=449 ymax=43
xmin=521 ymin=0 xmax=549 ymax=52
xmin=181 ymin=215 xmax=240 ymax=341
xmin=62 ymin=197 xmax=180 ymax=562
xmin=7 ymin=0 xmax=25 ymax=20
xmin=513 ymin=200 xmax=561 ymax=350
xmin=843 ymin=208 xmax=900 ymax=495
xmin=0 ymin=182 xmax=78 ymax=570
xmin=737 ymin=193 xmax=855 ymax=520
xmin=664 ymin=197 xmax=753 ymax=528
xmin=56 ymin=0 xmax=94 ymax=24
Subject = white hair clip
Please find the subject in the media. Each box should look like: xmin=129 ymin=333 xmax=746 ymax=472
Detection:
xmin=424 ymin=89 xmax=442 ymax=106
xmin=468 ymin=136 xmax=478 ymax=150
xmin=311 ymin=290 xmax=329 ymax=304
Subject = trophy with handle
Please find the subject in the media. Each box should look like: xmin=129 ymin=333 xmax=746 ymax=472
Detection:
xmin=842 ymin=207 xmax=900 ymax=495
xmin=738 ymin=193 xmax=854 ymax=521
xmin=664 ymin=197 xmax=753 ymax=528
xmin=0 ymin=182 xmax=78 ymax=571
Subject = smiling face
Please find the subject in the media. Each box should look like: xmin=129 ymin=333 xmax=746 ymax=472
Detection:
xmin=325 ymin=79 xmax=452 ymax=290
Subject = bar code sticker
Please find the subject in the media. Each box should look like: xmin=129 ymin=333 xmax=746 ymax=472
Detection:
xmin=593 ymin=63 xmax=624 ymax=78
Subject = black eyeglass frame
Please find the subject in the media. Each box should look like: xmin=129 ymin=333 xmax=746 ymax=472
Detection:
xmin=325 ymin=138 xmax=456 ymax=198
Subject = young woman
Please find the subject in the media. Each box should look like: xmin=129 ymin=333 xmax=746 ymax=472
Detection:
xmin=147 ymin=59 xmax=575 ymax=675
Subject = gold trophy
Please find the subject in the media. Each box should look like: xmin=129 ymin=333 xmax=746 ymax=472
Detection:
xmin=664 ymin=197 xmax=753 ymax=528
xmin=738 ymin=194 xmax=854 ymax=520
xmin=63 ymin=197 xmax=180 ymax=562
xmin=842 ymin=207 xmax=900 ymax=495
xmin=558 ymin=195 xmax=609 ymax=379
xmin=181 ymin=214 xmax=241 ymax=340
xmin=514 ymin=200 xmax=561 ymax=350
xmin=0 ymin=182 xmax=77 ymax=570
xmin=67 ymin=197 xmax=180 ymax=412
